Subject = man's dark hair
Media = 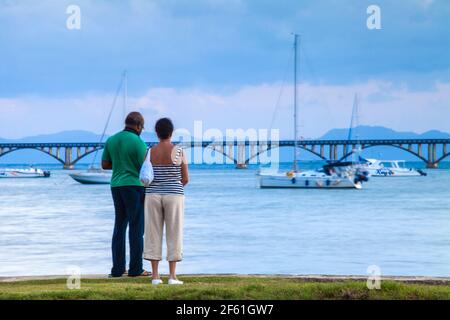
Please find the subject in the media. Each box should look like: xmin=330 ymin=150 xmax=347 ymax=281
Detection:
xmin=125 ymin=112 xmax=145 ymax=127
xmin=155 ymin=118 xmax=174 ymax=139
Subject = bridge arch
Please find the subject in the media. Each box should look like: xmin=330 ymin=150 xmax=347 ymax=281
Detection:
xmin=339 ymin=144 xmax=429 ymax=163
xmin=175 ymin=143 xmax=237 ymax=164
xmin=435 ymin=152 xmax=450 ymax=163
xmin=70 ymin=147 xmax=104 ymax=165
xmin=0 ymin=147 xmax=64 ymax=164
xmin=246 ymin=144 xmax=327 ymax=164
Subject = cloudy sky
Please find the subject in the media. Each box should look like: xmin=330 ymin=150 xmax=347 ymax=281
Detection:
xmin=0 ymin=0 xmax=449 ymax=139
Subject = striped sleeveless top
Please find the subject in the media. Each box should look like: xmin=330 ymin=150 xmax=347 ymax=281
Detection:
xmin=145 ymin=146 xmax=184 ymax=195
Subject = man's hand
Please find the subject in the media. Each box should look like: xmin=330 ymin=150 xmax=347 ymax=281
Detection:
xmin=102 ymin=160 xmax=112 ymax=170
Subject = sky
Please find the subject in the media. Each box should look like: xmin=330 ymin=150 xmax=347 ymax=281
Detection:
xmin=0 ymin=0 xmax=449 ymax=139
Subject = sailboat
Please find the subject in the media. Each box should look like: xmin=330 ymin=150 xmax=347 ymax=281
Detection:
xmin=257 ymin=35 xmax=368 ymax=189
xmin=69 ymin=71 xmax=129 ymax=185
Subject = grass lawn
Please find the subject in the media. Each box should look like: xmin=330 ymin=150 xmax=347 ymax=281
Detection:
xmin=1 ymin=276 xmax=449 ymax=300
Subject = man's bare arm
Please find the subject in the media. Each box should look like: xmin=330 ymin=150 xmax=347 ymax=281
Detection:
xmin=102 ymin=160 xmax=112 ymax=170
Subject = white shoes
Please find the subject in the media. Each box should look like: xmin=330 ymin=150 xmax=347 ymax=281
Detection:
xmin=168 ymin=278 xmax=184 ymax=285
xmin=151 ymin=278 xmax=184 ymax=285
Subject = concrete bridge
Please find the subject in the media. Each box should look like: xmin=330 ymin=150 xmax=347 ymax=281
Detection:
xmin=0 ymin=139 xmax=449 ymax=169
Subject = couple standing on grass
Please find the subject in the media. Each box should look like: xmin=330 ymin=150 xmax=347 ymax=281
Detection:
xmin=101 ymin=112 xmax=189 ymax=285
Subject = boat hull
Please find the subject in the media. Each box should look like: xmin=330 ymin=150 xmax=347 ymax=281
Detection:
xmin=367 ymin=168 xmax=423 ymax=177
xmin=69 ymin=173 xmax=111 ymax=184
xmin=258 ymin=173 xmax=361 ymax=189
xmin=0 ymin=169 xmax=50 ymax=178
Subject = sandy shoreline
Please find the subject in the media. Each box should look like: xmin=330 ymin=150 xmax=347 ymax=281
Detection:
xmin=2 ymin=274 xmax=450 ymax=285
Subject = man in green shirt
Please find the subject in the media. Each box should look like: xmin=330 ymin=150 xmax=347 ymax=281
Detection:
xmin=102 ymin=112 xmax=149 ymax=277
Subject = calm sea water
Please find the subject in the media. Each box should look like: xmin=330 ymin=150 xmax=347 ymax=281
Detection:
xmin=0 ymin=162 xmax=449 ymax=277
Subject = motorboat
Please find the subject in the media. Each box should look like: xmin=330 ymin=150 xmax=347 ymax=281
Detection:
xmin=0 ymin=167 xmax=51 ymax=178
xmin=359 ymin=158 xmax=426 ymax=177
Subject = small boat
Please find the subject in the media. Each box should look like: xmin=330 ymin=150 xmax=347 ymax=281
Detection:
xmin=236 ymin=163 xmax=248 ymax=169
xmin=0 ymin=167 xmax=51 ymax=178
xmin=257 ymin=34 xmax=367 ymax=189
xmin=359 ymin=158 xmax=427 ymax=177
xmin=69 ymin=167 xmax=111 ymax=184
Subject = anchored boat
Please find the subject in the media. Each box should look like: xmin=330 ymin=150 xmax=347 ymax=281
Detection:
xmin=69 ymin=167 xmax=111 ymax=184
xmin=258 ymin=34 xmax=367 ymax=189
xmin=359 ymin=158 xmax=426 ymax=177
xmin=0 ymin=167 xmax=51 ymax=178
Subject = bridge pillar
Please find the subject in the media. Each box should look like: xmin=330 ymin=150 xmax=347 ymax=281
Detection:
xmin=259 ymin=142 xmax=268 ymax=163
xmin=427 ymin=162 xmax=438 ymax=168
xmin=0 ymin=147 xmax=2 ymax=155
xmin=64 ymin=147 xmax=74 ymax=170
xmin=425 ymin=144 xmax=438 ymax=169
xmin=249 ymin=142 xmax=257 ymax=164
xmin=329 ymin=145 xmax=333 ymax=161
xmin=433 ymin=144 xmax=437 ymax=163
xmin=56 ymin=147 xmax=60 ymax=159
xmin=417 ymin=144 xmax=422 ymax=157
xmin=444 ymin=144 xmax=447 ymax=156
xmin=77 ymin=147 xmax=81 ymax=158
xmin=334 ymin=144 xmax=338 ymax=161
xmin=226 ymin=143 xmax=234 ymax=164
xmin=236 ymin=143 xmax=246 ymax=168
xmin=408 ymin=144 xmax=412 ymax=151
xmin=320 ymin=145 xmax=324 ymax=158
xmin=428 ymin=144 xmax=432 ymax=162
xmin=342 ymin=144 xmax=347 ymax=158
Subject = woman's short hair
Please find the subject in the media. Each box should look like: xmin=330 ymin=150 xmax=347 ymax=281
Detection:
xmin=155 ymin=118 xmax=174 ymax=139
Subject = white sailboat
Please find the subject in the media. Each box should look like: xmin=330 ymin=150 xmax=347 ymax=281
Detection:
xmin=69 ymin=167 xmax=111 ymax=184
xmin=69 ymin=71 xmax=129 ymax=185
xmin=258 ymin=35 xmax=367 ymax=189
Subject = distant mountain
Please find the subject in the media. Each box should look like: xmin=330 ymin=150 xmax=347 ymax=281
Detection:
xmin=312 ymin=126 xmax=450 ymax=161
xmin=2 ymin=130 xmax=106 ymax=143
xmin=0 ymin=130 xmax=158 ymax=164
xmin=0 ymin=130 xmax=159 ymax=144
xmin=319 ymin=125 xmax=450 ymax=140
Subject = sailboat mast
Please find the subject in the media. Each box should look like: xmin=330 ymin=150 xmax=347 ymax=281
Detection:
xmin=293 ymin=34 xmax=299 ymax=171
xmin=123 ymin=70 xmax=128 ymax=119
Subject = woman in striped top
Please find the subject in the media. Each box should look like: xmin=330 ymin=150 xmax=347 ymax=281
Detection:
xmin=143 ymin=118 xmax=189 ymax=285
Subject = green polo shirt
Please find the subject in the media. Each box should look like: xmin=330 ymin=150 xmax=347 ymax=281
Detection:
xmin=102 ymin=129 xmax=147 ymax=187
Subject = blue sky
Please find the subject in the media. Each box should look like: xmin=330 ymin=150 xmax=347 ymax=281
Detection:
xmin=0 ymin=0 xmax=449 ymax=139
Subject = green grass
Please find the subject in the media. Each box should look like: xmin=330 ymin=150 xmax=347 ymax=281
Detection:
xmin=1 ymin=276 xmax=449 ymax=300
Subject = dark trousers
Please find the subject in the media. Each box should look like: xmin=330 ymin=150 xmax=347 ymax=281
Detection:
xmin=110 ymin=186 xmax=145 ymax=277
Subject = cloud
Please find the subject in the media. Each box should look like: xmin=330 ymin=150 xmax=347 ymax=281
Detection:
xmin=1 ymin=80 xmax=449 ymax=139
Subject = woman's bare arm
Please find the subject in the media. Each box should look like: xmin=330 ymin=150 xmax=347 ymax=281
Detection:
xmin=181 ymin=150 xmax=189 ymax=186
